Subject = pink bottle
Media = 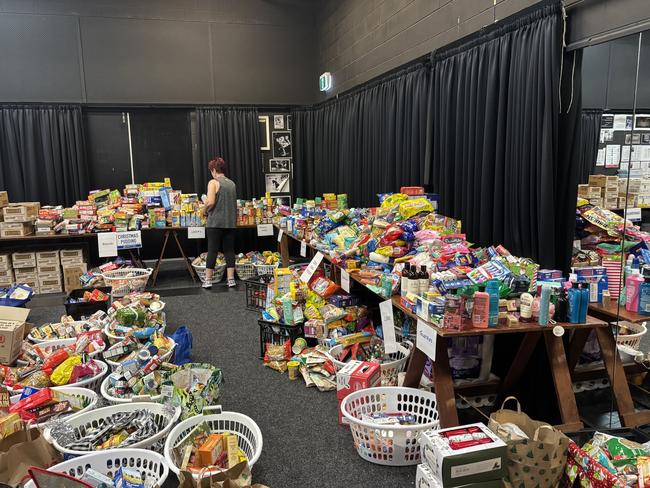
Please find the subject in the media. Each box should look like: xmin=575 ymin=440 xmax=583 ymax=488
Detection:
xmin=626 ymin=270 xmax=644 ymax=312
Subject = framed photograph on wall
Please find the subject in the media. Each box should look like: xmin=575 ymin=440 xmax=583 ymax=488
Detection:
xmin=269 ymin=158 xmax=291 ymax=172
xmin=258 ymin=115 xmax=271 ymax=150
xmin=273 ymin=115 xmax=284 ymax=129
xmin=265 ymin=173 xmax=290 ymax=193
xmin=272 ymin=131 xmax=292 ymax=158
xmin=286 ymin=115 xmax=292 ymax=130
xmin=273 ymin=195 xmax=292 ymax=207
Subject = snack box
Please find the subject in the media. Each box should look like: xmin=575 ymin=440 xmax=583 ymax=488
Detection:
xmin=0 ymin=254 xmax=10 ymax=271
xmin=63 ymin=263 xmax=88 ymax=293
xmin=273 ymin=268 xmax=292 ymax=297
xmin=588 ymin=175 xmax=607 ymax=187
xmin=0 ymin=306 xmax=28 ymax=364
xmin=419 ymin=423 xmax=507 ymax=488
xmin=36 ymin=250 xmax=60 ymax=265
xmin=60 ymin=249 xmax=84 ymax=265
xmin=2 ymin=202 xmax=39 ymax=222
xmin=12 ymin=252 xmax=36 ymax=269
xmin=0 ymin=269 xmax=13 ymax=286
xmin=198 ymin=433 xmax=224 ymax=467
xmin=0 ymin=221 xmax=33 ymax=238
xmin=415 ymin=463 xmax=503 ymax=488
xmin=0 ymin=191 xmax=7 ymax=208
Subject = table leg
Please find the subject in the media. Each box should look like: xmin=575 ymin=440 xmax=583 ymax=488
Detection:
xmin=128 ymin=249 xmax=145 ymax=268
xmin=279 ymin=233 xmax=290 ymax=267
xmin=494 ymin=333 xmax=541 ymax=408
xmin=151 ymin=230 xmax=170 ymax=287
xmin=544 ymin=332 xmax=583 ymax=432
xmin=172 ymin=231 xmax=197 ymax=283
xmin=595 ymin=326 xmax=650 ymax=426
xmin=567 ymin=328 xmax=592 ymax=377
xmin=403 ymin=346 xmax=427 ymax=388
xmin=431 ymin=336 xmax=459 ymax=428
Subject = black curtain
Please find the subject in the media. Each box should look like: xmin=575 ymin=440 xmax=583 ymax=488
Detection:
xmin=0 ymin=104 xmax=88 ymax=206
xmin=195 ymin=107 xmax=262 ymax=200
xmin=427 ymin=1 xmax=571 ymax=269
xmin=578 ymin=109 xmax=603 ymax=184
xmin=293 ymin=63 xmax=430 ymax=207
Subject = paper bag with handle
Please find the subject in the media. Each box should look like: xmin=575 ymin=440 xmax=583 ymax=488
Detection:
xmin=178 ymin=461 xmax=269 ymax=488
xmin=488 ymin=396 xmax=570 ymax=488
xmin=0 ymin=426 xmax=62 ymax=485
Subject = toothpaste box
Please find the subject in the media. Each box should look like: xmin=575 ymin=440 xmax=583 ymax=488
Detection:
xmin=336 ymin=360 xmax=381 ymax=425
xmin=419 ymin=423 xmax=506 ymax=488
xmin=415 ymin=463 xmax=503 ymax=488
xmin=574 ymin=266 xmax=609 ymax=302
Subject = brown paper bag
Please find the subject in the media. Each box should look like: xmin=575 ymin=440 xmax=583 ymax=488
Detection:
xmin=0 ymin=427 xmax=62 ymax=485
xmin=488 ymin=397 xmax=569 ymax=488
xmin=178 ymin=462 xmax=269 ymax=488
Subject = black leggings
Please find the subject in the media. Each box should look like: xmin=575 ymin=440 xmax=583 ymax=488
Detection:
xmin=206 ymin=228 xmax=235 ymax=269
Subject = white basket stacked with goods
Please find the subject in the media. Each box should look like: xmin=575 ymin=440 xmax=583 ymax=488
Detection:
xmin=254 ymin=262 xmax=279 ymax=277
xmin=327 ymin=341 xmax=413 ymax=386
xmin=235 ymin=262 xmax=257 ymax=281
xmin=47 ymin=402 xmax=181 ymax=456
xmin=163 ymin=406 xmax=263 ymax=477
xmin=6 ymin=360 xmax=109 ymax=395
xmin=23 ymin=448 xmax=169 ymax=488
xmin=104 ymin=319 xmax=167 ymax=344
xmin=101 ymin=268 xmax=153 ymax=297
xmin=103 ymin=337 xmax=176 ymax=371
xmin=32 ymin=337 xmax=105 ymax=358
xmin=192 ymin=252 xmax=227 ymax=284
xmin=27 ymin=321 xmax=98 ymax=343
xmin=10 ymin=386 xmax=99 ymax=428
xmin=616 ymin=321 xmax=647 ymax=349
xmin=340 ymin=386 xmax=439 ymax=466
xmin=99 ymin=375 xmax=164 ymax=404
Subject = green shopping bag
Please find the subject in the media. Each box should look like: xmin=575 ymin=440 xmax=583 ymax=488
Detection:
xmin=163 ymin=362 xmax=223 ymax=419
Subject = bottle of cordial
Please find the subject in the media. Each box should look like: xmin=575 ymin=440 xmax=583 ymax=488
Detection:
xmin=419 ymin=266 xmax=429 ymax=296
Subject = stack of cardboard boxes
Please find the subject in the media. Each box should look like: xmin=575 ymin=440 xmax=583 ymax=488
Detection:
xmin=578 ymin=174 xmax=650 ymax=209
xmin=0 ymin=199 xmax=39 ymax=238
xmin=0 ymin=248 xmax=85 ymax=294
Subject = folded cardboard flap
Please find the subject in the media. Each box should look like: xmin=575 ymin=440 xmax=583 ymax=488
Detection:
xmin=0 ymin=306 xmax=30 ymax=365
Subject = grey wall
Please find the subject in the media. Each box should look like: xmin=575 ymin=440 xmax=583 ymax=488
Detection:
xmin=0 ymin=0 xmax=318 ymax=105
xmin=316 ymin=0 xmax=540 ymax=98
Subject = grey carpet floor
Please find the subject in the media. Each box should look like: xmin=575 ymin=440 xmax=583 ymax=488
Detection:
xmin=26 ymin=285 xmax=416 ymax=488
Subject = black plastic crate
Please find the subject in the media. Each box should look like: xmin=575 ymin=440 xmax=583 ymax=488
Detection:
xmin=258 ymin=319 xmax=303 ymax=359
xmin=64 ymin=286 xmax=112 ymax=319
xmin=245 ymin=277 xmax=271 ymax=311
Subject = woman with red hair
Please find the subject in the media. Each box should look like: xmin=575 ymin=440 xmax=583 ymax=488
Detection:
xmin=203 ymin=157 xmax=237 ymax=288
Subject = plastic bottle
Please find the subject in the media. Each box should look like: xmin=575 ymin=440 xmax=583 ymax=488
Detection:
xmin=538 ymin=285 xmax=551 ymax=326
xmin=554 ymin=288 xmax=568 ymax=323
xmin=625 ymin=270 xmax=644 ymax=312
xmin=486 ymin=280 xmax=500 ymax=327
xmin=620 ymin=255 xmax=635 ymax=306
xmin=519 ymin=293 xmax=534 ymax=322
xmin=568 ymin=282 xmax=581 ymax=324
xmin=579 ymin=283 xmax=589 ymax=323
xmin=400 ymin=264 xmax=410 ymax=297
xmin=408 ymin=265 xmax=421 ymax=296
xmin=639 ymin=277 xmax=650 ymax=315
xmin=472 ymin=291 xmax=490 ymax=328
xmin=419 ymin=265 xmax=429 ymax=297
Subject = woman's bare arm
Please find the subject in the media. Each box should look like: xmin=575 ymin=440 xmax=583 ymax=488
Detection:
xmin=205 ymin=179 xmax=220 ymax=212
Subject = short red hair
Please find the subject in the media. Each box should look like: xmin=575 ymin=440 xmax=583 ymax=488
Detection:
xmin=208 ymin=157 xmax=226 ymax=175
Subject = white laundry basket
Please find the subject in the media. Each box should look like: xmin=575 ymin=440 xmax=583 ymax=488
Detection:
xmin=340 ymin=387 xmax=439 ymax=466
xmin=616 ymin=321 xmax=647 ymax=349
xmin=102 ymin=268 xmax=153 ymax=297
xmin=103 ymin=337 xmax=175 ymax=371
xmin=10 ymin=386 xmax=99 ymax=429
xmin=328 ymin=341 xmax=413 ymax=386
xmin=163 ymin=406 xmax=263 ymax=476
xmin=48 ymin=402 xmax=181 ymax=456
xmin=7 ymin=360 xmax=109 ymax=395
xmin=27 ymin=321 xmax=97 ymax=343
xmin=100 ymin=374 xmax=163 ymax=404
xmin=104 ymin=312 xmax=167 ymax=343
xmin=235 ymin=262 xmax=257 ymax=281
xmin=23 ymin=449 xmax=169 ymax=488
xmin=194 ymin=263 xmax=227 ymax=283
xmin=254 ymin=263 xmax=279 ymax=277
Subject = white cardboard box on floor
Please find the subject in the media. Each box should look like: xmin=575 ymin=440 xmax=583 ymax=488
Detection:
xmin=0 ymin=306 xmax=29 ymax=364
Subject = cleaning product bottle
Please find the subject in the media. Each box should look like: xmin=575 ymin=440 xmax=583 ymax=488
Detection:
xmin=568 ymin=282 xmax=581 ymax=324
xmin=626 ymin=269 xmax=644 ymax=312
xmin=620 ymin=255 xmax=635 ymax=306
xmin=638 ymin=277 xmax=650 ymax=315
xmin=486 ymin=279 xmax=500 ymax=327
xmin=471 ymin=291 xmax=490 ymax=328
xmin=519 ymin=293 xmax=534 ymax=322
xmin=554 ymin=288 xmax=568 ymax=323
xmin=579 ymin=283 xmax=589 ymax=323
xmin=538 ymin=285 xmax=551 ymax=326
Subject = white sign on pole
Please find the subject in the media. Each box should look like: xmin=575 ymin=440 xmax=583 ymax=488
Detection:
xmin=277 ymin=229 xmax=284 ymax=243
xmin=416 ymin=319 xmax=437 ymax=360
xmin=116 ymin=231 xmax=142 ymax=250
xmin=300 ymin=241 xmax=307 ymax=257
xmin=627 ymin=208 xmax=642 ymax=222
xmin=98 ymin=232 xmax=118 ymax=258
xmin=187 ymin=227 xmax=206 ymax=239
xmin=257 ymin=224 xmax=273 ymax=236
xmin=379 ymin=300 xmax=398 ymax=354
xmin=341 ymin=269 xmax=351 ymax=293
xmin=300 ymin=252 xmax=324 ymax=283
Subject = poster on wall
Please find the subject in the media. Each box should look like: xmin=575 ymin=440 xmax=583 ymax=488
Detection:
xmin=635 ymin=115 xmax=650 ymax=130
xmin=613 ymin=114 xmax=628 ymax=130
xmin=265 ymin=173 xmax=291 ymax=193
xmin=600 ymin=129 xmax=614 ymax=143
xmin=601 ymin=114 xmax=614 ymax=128
xmin=596 ymin=148 xmax=605 ymax=166
xmin=273 ymin=115 xmax=284 ymax=129
xmin=272 ymin=131 xmax=292 ymax=158
xmin=258 ymin=116 xmax=270 ymax=150
xmin=269 ymin=158 xmax=291 ymax=172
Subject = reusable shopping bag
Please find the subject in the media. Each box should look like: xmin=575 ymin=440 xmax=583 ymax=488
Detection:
xmin=164 ymin=362 xmax=223 ymax=419
xmin=170 ymin=325 xmax=193 ymax=365
xmin=178 ymin=461 xmax=269 ymax=488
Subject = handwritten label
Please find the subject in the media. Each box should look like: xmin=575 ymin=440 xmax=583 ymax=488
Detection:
xmin=300 ymin=241 xmax=307 ymax=257
xmin=257 ymin=224 xmax=273 ymax=236
xmin=300 ymin=252 xmax=324 ymax=283
xmin=277 ymin=229 xmax=284 ymax=243
xmin=379 ymin=300 xmax=398 ymax=354
xmin=627 ymin=208 xmax=642 ymax=222
xmin=341 ymin=269 xmax=351 ymax=293
xmin=187 ymin=226 xmax=205 ymax=239
xmin=98 ymin=232 xmax=118 ymax=257
xmin=116 ymin=231 xmax=142 ymax=250
xmin=416 ymin=319 xmax=437 ymax=361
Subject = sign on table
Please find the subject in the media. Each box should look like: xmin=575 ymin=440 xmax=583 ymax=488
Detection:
xmin=341 ymin=269 xmax=351 ymax=293
xmin=257 ymin=224 xmax=273 ymax=236
xmin=416 ymin=319 xmax=437 ymax=360
xmin=300 ymin=241 xmax=307 ymax=257
xmin=277 ymin=229 xmax=284 ymax=243
xmin=97 ymin=232 xmax=118 ymax=257
xmin=187 ymin=227 xmax=205 ymax=239
xmin=300 ymin=252 xmax=324 ymax=283
xmin=116 ymin=231 xmax=142 ymax=250
xmin=379 ymin=299 xmax=398 ymax=354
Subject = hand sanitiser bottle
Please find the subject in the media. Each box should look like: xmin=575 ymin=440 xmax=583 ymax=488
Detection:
xmin=626 ymin=270 xmax=644 ymax=312
xmin=486 ymin=280 xmax=500 ymax=327
xmin=638 ymin=277 xmax=650 ymax=315
xmin=538 ymin=285 xmax=551 ymax=326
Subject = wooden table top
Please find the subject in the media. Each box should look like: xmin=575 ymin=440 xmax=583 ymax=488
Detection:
xmin=588 ymin=301 xmax=648 ymax=323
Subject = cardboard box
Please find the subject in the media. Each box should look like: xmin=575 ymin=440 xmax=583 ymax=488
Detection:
xmin=0 ymin=269 xmax=14 ymax=286
xmin=38 ymin=276 xmax=62 ymax=289
xmin=0 ymin=306 xmax=29 ymax=364
xmin=0 ymin=221 xmax=33 ymax=238
xmin=587 ymin=187 xmax=602 ymax=198
xmin=577 ymin=184 xmax=589 ymax=197
xmin=420 ymin=423 xmax=507 ymax=488
xmin=14 ymin=268 xmax=37 ymax=283
xmin=37 ymin=263 xmax=61 ymax=277
xmin=36 ymin=250 xmax=59 ymax=265
xmin=589 ymin=197 xmax=603 ymax=207
xmin=0 ymin=255 xmax=10 ymax=271
xmin=0 ymin=191 xmax=7 ymax=208
xmin=589 ymin=175 xmax=607 ymax=187
xmin=336 ymin=360 xmax=382 ymax=425
xmin=39 ymin=283 xmax=63 ymax=294
xmin=11 ymin=252 xmax=36 ymax=269
xmin=59 ymin=249 xmax=84 ymax=265
xmin=415 ymin=464 xmax=502 ymax=488
xmin=63 ymin=263 xmax=88 ymax=293
xmin=2 ymin=202 xmax=39 ymax=222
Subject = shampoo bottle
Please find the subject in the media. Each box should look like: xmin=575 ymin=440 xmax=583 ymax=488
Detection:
xmin=626 ymin=270 xmax=644 ymax=312
xmin=554 ymin=288 xmax=568 ymax=323
xmin=472 ymin=291 xmax=490 ymax=328
xmin=638 ymin=277 xmax=650 ymax=316
xmin=579 ymin=283 xmax=589 ymax=323
xmin=519 ymin=293 xmax=534 ymax=322
xmin=400 ymin=264 xmax=409 ymax=297
xmin=419 ymin=265 xmax=429 ymax=297
xmin=486 ymin=280 xmax=500 ymax=327
xmin=538 ymin=285 xmax=551 ymax=326
xmin=568 ymin=282 xmax=581 ymax=323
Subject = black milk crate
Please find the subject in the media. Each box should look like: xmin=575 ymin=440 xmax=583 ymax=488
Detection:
xmin=258 ymin=319 xmax=303 ymax=359
xmin=65 ymin=286 xmax=112 ymax=319
xmin=245 ymin=277 xmax=271 ymax=311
